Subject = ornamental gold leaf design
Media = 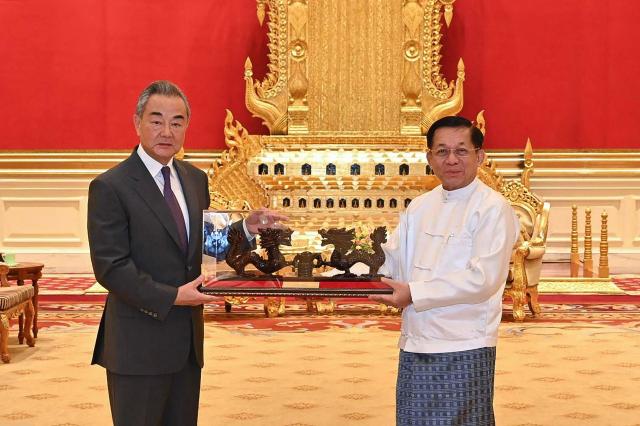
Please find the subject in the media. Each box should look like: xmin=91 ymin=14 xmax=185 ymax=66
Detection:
xmin=501 ymin=402 xmax=534 ymax=410
xmin=563 ymin=412 xmax=597 ymax=420
xmin=225 ymin=412 xmax=264 ymax=420
xmin=284 ymin=402 xmax=317 ymax=410
xmin=25 ymin=393 xmax=58 ymax=400
xmin=341 ymin=412 xmax=373 ymax=420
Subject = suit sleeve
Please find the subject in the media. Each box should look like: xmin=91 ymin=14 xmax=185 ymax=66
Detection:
xmin=88 ymin=177 xmax=178 ymax=321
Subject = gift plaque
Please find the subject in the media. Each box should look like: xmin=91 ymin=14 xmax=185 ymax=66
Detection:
xmin=200 ymin=210 xmax=392 ymax=297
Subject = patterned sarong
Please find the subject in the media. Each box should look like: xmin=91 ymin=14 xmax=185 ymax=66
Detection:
xmin=396 ymin=347 xmax=496 ymax=426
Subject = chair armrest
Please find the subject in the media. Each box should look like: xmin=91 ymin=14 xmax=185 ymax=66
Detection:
xmin=531 ymin=202 xmax=551 ymax=244
xmin=525 ymin=245 xmax=546 ymax=260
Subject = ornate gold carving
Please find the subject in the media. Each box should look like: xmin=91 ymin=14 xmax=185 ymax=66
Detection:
xmin=441 ymin=0 xmax=456 ymax=27
xmin=583 ymin=208 xmax=593 ymax=277
xmin=307 ymin=0 xmax=403 ymax=134
xmin=477 ymin=157 xmax=503 ymax=192
xmin=422 ymin=1 xmax=454 ymax=99
xmin=244 ymin=57 xmax=288 ymax=134
xmin=208 ymin=110 xmax=268 ymax=209
xmin=475 ymin=110 xmax=486 ymax=136
xmin=256 ymin=0 xmax=268 ymax=26
xmin=212 ymin=1 xmax=469 ymax=260
xmin=570 ymin=205 xmax=579 ymax=277
xmin=401 ymin=1 xmax=425 ymax=134
xmin=0 ymin=312 xmax=8 ymax=331
xmin=599 ymin=211 xmax=609 ymax=278
xmin=314 ymin=299 xmax=336 ymax=314
xmin=263 ymin=297 xmax=285 ymax=317
xmin=527 ymin=285 xmax=541 ymax=316
xmin=421 ymin=0 xmax=464 ymax=132
xmin=287 ymin=0 xmax=309 ymax=134
xmin=259 ymin=134 xmax=426 ymax=149
xmin=505 ymin=241 xmax=529 ymax=322
xmin=378 ymin=303 xmax=401 ymax=315
xmin=522 ymin=138 xmax=533 ymax=188
xmin=421 ymin=59 xmax=465 ymax=132
xmin=244 ymin=0 xmax=463 ymax=137
xmin=502 ymin=180 xmax=543 ymax=216
xmin=244 ymin=1 xmax=289 ymax=133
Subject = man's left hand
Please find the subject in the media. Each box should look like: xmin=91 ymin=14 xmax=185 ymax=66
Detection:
xmin=369 ymin=277 xmax=412 ymax=309
xmin=245 ymin=208 xmax=289 ymax=235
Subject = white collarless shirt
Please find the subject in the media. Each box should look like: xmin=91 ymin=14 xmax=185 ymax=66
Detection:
xmin=381 ymin=178 xmax=519 ymax=353
xmin=137 ymin=145 xmax=190 ymax=240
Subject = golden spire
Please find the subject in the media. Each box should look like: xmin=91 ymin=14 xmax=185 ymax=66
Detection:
xmin=570 ymin=205 xmax=579 ymax=277
xmin=583 ymin=208 xmax=593 ymax=277
xmin=598 ymin=211 xmax=609 ymax=278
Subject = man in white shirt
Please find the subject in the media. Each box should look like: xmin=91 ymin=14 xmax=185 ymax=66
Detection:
xmin=371 ymin=116 xmax=519 ymax=425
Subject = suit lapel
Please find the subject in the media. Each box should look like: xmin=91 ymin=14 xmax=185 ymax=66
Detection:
xmin=174 ymin=159 xmax=201 ymax=262
xmin=125 ymin=153 xmax=185 ymax=255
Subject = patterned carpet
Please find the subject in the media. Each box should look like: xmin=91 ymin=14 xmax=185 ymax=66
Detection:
xmin=31 ymin=275 xmax=640 ymax=332
xmin=2 ymin=322 xmax=640 ymax=425
xmin=2 ymin=276 xmax=640 ymax=425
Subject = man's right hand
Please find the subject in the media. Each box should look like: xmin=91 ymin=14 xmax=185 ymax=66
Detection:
xmin=369 ymin=277 xmax=412 ymax=309
xmin=174 ymin=275 xmax=219 ymax=306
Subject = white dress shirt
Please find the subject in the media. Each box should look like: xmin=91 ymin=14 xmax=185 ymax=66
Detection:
xmin=137 ymin=145 xmax=190 ymax=240
xmin=381 ymin=178 xmax=519 ymax=353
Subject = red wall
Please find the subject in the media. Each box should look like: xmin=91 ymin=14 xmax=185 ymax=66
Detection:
xmin=1 ymin=0 xmax=638 ymax=150
xmin=443 ymin=0 xmax=640 ymax=150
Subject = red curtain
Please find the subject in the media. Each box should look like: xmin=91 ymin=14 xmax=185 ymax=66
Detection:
xmin=1 ymin=0 xmax=638 ymax=150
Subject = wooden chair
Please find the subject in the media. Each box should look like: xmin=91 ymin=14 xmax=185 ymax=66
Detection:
xmin=0 ymin=264 xmax=36 ymax=363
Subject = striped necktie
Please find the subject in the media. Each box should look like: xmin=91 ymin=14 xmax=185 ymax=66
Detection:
xmin=161 ymin=166 xmax=188 ymax=255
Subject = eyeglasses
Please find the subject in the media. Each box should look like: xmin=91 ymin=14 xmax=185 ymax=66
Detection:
xmin=428 ymin=147 xmax=480 ymax=158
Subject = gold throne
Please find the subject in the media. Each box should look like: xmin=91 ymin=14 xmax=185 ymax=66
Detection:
xmin=207 ymin=0 xmax=547 ymax=318
xmin=209 ymin=0 xmax=465 ymax=233
xmin=207 ymin=0 xmax=469 ymax=316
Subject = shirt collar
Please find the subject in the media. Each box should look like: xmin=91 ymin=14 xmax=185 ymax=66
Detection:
xmin=440 ymin=177 xmax=479 ymax=203
xmin=136 ymin=145 xmax=175 ymax=178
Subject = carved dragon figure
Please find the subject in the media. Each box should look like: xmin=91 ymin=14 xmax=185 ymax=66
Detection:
xmin=318 ymin=226 xmax=387 ymax=277
xmin=226 ymin=226 xmax=293 ymax=276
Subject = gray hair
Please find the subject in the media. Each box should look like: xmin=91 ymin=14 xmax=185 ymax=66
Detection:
xmin=135 ymin=80 xmax=191 ymax=119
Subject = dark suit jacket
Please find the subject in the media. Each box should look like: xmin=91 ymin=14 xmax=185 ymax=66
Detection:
xmin=88 ymin=149 xmax=210 ymax=375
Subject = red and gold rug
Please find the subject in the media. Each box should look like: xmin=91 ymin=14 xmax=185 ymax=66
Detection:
xmin=3 ymin=277 xmax=640 ymax=425
xmin=23 ymin=275 xmax=640 ymax=332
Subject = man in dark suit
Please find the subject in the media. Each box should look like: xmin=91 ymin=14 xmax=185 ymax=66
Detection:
xmin=88 ymin=80 xmax=283 ymax=425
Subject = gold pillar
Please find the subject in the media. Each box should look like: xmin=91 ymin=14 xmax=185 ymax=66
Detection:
xmin=598 ymin=211 xmax=609 ymax=278
xmin=583 ymin=208 xmax=593 ymax=277
xmin=570 ymin=204 xmax=579 ymax=277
